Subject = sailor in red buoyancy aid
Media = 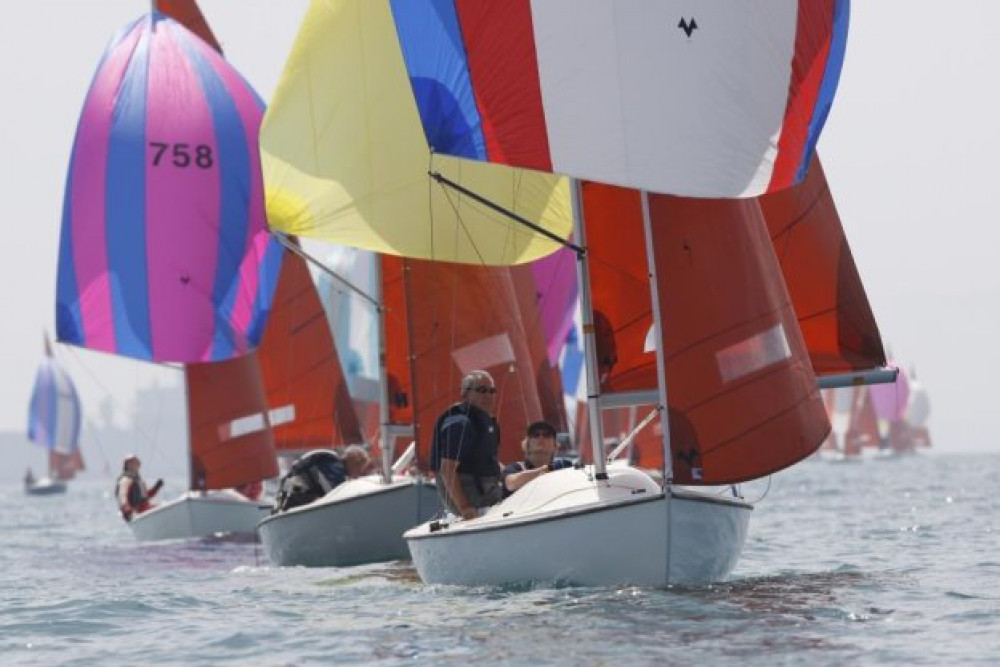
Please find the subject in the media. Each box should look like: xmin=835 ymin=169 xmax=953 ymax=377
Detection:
xmin=115 ymin=454 xmax=163 ymax=522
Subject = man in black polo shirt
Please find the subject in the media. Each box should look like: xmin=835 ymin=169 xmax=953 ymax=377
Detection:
xmin=502 ymin=420 xmax=574 ymax=497
xmin=431 ymin=370 xmax=503 ymax=519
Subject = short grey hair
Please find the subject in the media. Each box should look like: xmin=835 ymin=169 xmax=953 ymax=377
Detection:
xmin=342 ymin=444 xmax=370 ymax=463
xmin=460 ymin=369 xmax=494 ymax=395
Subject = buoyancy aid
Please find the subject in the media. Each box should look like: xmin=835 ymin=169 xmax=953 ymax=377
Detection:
xmin=115 ymin=472 xmax=145 ymax=509
xmin=430 ymin=402 xmax=501 ymax=479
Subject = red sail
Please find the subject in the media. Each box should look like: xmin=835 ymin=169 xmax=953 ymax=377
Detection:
xmin=847 ymin=386 xmax=880 ymax=451
xmin=378 ymin=255 xmax=416 ymax=461
xmin=186 ymin=355 xmax=278 ymax=491
xmin=49 ymin=450 xmax=85 ymax=481
xmin=256 ymin=249 xmax=363 ymax=452
xmin=584 ymin=184 xmax=829 ymax=484
xmin=402 ymin=260 xmax=545 ymax=469
xmin=581 ymin=184 xmax=658 ymax=393
xmin=156 ymin=0 xmax=223 ymax=53
xmin=759 ymin=155 xmax=886 ymax=375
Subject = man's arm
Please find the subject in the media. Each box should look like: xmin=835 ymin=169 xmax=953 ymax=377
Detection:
xmin=503 ymin=466 xmax=548 ymax=493
xmin=439 ymin=458 xmax=477 ymax=519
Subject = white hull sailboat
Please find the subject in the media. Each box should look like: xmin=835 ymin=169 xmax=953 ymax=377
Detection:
xmin=25 ymin=478 xmax=69 ymax=496
xmin=259 ymin=2 xmax=881 ymax=588
xmin=258 ymin=474 xmax=439 ymax=567
xmin=406 ymin=465 xmax=750 ymax=587
xmin=129 ymin=490 xmax=271 ymax=542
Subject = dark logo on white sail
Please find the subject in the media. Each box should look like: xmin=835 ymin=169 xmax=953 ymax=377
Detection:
xmin=678 ymin=17 xmax=698 ymax=38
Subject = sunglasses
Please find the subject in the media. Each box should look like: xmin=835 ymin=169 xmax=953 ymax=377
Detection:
xmin=529 ymin=430 xmax=556 ymax=439
xmin=471 ymin=386 xmax=497 ymax=395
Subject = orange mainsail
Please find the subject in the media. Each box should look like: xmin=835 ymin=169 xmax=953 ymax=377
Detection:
xmin=401 ymin=260 xmax=546 ymax=468
xmin=256 ymin=249 xmax=363 ymax=453
xmin=186 ymin=355 xmax=278 ymax=490
xmin=583 ymin=184 xmax=829 ymax=484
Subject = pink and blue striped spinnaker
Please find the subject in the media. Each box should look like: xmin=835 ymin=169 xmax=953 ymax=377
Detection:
xmin=56 ymin=13 xmax=281 ymax=363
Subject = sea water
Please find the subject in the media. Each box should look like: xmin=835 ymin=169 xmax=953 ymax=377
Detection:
xmin=1 ymin=453 xmax=997 ymax=665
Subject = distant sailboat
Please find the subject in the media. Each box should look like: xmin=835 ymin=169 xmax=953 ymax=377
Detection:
xmin=55 ymin=6 xmax=285 ymax=538
xmin=26 ymin=337 xmax=83 ymax=495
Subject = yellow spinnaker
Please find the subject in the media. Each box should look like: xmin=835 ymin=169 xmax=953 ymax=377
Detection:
xmin=260 ymin=0 xmax=571 ymax=266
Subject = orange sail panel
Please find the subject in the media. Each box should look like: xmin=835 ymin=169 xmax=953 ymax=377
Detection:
xmin=759 ymin=155 xmax=886 ymax=375
xmin=156 ymin=0 xmax=223 ymax=53
xmin=581 ymin=184 xmax=657 ymax=393
xmin=256 ymin=249 xmax=363 ymax=452
xmin=584 ymin=185 xmax=830 ymax=484
xmin=646 ymin=195 xmax=829 ymax=483
xmin=378 ymin=254 xmax=416 ymax=461
xmin=186 ymin=355 xmax=278 ymax=490
xmin=403 ymin=260 xmax=545 ymax=468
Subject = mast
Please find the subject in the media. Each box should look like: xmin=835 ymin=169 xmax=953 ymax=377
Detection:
xmin=639 ymin=191 xmax=674 ymax=484
xmin=375 ymin=259 xmax=392 ymax=484
xmin=570 ymin=181 xmax=607 ymax=480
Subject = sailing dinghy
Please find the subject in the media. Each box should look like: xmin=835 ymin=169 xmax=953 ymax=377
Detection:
xmin=260 ymin=0 xmax=875 ymax=586
xmin=253 ymin=245 xmax=434 ymax=568
xmin=384 ymin=0 xmax=857 ymax=586
xmin=56 ymin=5 xmax=285 ymax=539
xmin=26 ymin=337 xmax=83 ymax=496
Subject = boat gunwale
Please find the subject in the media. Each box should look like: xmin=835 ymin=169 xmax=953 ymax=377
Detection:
xmin=405 ymin=485 xmax=752 ymax=543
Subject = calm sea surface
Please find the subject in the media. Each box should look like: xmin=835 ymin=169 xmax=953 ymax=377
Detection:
xmin=2 ymin=453 xmax=997 ymax=665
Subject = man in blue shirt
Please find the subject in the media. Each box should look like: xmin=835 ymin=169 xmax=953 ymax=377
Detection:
xmin=502 ymin=420 xmax=574 ymax=497
xmin=431 ymin=370 xmax=503 ymax=519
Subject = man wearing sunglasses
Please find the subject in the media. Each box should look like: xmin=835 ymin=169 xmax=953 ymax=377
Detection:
xmin=502 ymin=420 xmax=575 ymax=497
xmin=430 ymin=370 xmax=503 ymax=519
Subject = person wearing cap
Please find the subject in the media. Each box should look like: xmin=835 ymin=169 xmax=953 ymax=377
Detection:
xmin=430 ymin=370 xmax=503 ymax=520
xmin=502 ymin=420 xmax=574 ymax=497
xmin=115 ymin=454 xmax=163 ymax=522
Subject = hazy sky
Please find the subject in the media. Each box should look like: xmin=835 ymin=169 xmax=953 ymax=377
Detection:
xmin=1 ymin=1 xmax=997 ymax=464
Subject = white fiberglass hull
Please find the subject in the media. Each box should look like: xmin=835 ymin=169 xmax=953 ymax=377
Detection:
xmin=25 ymin=478 xmax=67 ymax=496
xmin=405 ymin=465 xmax=751 ymax=587
xmin=128 ymin=490 xmax=271 ymax=541
xmin=257 ymin=475 xmax=440 ymax=568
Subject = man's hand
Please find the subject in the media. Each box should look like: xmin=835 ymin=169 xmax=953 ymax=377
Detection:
xmin=151 ymin=479 xmax=164 ymax=492
xmin=460 ymin=506 xmax=478 ymax=520
xmin=120 ymin=506 xmax=133 ymax=522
